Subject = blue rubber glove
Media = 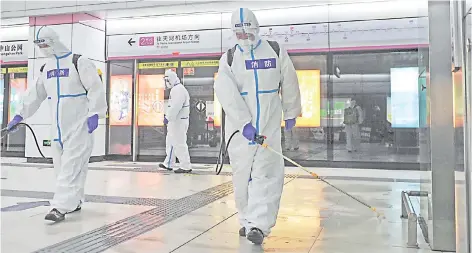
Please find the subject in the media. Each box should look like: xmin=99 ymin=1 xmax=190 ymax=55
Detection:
xmin=7 ymin=115 xmax=23 ymax=131
xmin=87 ymin=114 xmax=99 ymax=133
xmin=242 ymin=123 xmax=257 ymax=141
xmin=164 ymin=116 xmax=169 ymax=125
xmin=285 ymin=118 xmax=296 ymax=131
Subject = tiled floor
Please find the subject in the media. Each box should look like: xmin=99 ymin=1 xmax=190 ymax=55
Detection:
xmin=0 ymin=159 xmax=462 ymax=253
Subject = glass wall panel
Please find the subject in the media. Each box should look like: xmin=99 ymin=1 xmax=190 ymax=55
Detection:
xmin=1 ymin=69 xmax=4 ymax=129
xmin=284 ymin=54 xmax=328 ymax=161
xmin=332 ymin=51 xmax=420 ymax=165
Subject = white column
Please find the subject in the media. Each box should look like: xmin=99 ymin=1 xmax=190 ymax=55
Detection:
xmin=428 ymin=1 xmax=456 ymax=251
xmin=26 ymin=13 xmax=106 ymax=159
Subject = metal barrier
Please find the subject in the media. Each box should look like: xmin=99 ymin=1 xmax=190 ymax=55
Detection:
xmin=400 ymin=190 xmax=428 ymax=248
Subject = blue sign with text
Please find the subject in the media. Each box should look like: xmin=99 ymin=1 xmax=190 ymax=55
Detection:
xmin=47 ymin=69 xmax=70 ymax=79
xmin=245 ymin=58 xmax=276 ymax=70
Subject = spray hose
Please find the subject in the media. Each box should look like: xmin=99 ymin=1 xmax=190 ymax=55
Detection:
xmin=1 ymin=123 xmax=46 ymax=158
xmin=215 ymin=130 xmax=239 ymax=175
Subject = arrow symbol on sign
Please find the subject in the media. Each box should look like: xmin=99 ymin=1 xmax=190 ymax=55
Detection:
xmin=128 ymin=38 xmax=136 ymax=46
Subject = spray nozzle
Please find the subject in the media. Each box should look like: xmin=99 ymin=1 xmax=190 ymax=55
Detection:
xmin=254 ymin=135 xmax=266 ymax=145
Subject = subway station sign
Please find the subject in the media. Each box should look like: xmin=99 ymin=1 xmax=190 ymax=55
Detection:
xmin=0 ymin=41 xmax=28 ymax=63
xmin=108 ymin=30 xmax=222 ymax=58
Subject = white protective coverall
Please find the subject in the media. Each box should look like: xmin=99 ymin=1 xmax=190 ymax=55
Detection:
xmin=18 ymin=26 xmax=107 ymax=213
xmin=214 ymin=8 xmax=302 ymax=236
xmin=344 ymin=100 xmax=363 ymax=152
xmin=163 ymin=69 xmax=192 ymax=170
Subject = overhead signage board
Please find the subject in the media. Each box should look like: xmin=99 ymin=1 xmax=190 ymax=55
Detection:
xmin=108 ymin=30 xmax=222 ymax=58
xmin=328 ymin=17 xmax=428 ymax=48
xmin=7 ymin=67 xmax=28 ymax=73
xmin=138 ymin=62 xmax=179 ymax=69
xmin=109 ymin=17 xmax=427 ymax=58
xmin=223 ymin=17 xmax=427 ymax=50
xmin=181 ymin=60 xmax=219 ymax=68
xmin=1 ymin=41 xmax=28 ymax=62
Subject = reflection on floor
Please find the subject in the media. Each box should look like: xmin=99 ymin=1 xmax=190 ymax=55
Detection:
xmin=139 ymin=142 xmax=421 ymax=164
xmin=1 ymin=158 xmax=462 ymax=253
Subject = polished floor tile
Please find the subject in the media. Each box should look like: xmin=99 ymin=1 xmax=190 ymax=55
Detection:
xmin=1 ymin=161 xmax=457 ymax=253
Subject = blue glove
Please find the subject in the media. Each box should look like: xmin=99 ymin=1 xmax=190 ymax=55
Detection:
xmin=285 ymin=118 xmax=296 ymax=131
xmin=7 ymin=115 xmax=23 ymax=131
xmin=87 ymin=114 xmax=99 ymax=133
xmin=242 ymin=123 xmax=257 ymax=141
xmin=164 ymin=116 xmax=169 ymax=125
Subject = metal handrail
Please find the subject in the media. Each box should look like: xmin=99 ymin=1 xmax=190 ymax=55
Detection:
xmin=401 ymin=191 xmax=419 ymax=248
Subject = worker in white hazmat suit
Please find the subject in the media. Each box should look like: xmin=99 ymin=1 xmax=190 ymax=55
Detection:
xmin=159 ymin=69 xmax=192 ymax=174
xmin=6 ymin=26 xmax=107 ymax=222
xmin=343 ymin=99 xmax=363 ymax=152
xmin=214 ymin=8 xmax=302 ymax=245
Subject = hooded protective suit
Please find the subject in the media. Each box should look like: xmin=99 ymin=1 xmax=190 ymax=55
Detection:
xmin=162 ymin=69 xmax=192 ymax=172
xmin=214 ymin=8 xmax=302 ymax=238
xmin=15 ymin=26 xmax=107 ymax=215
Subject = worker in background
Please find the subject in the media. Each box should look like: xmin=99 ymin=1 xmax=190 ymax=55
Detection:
xmin=214 ymin=8 xmax=302 ymax=245
xmin=159 ymin=69 xmax=192 ymax=174
xmin=7 ymin=26 xmax=107 ymax=222
xmin=343 ymin=99 xmax=363 ymax=152
xmin=284 ymin=113 xmax=300 ymax=151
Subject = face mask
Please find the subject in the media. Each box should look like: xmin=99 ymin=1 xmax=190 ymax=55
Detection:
xmin=164 ymin=76 xmax=172 ymax=89
xmin=234 ymin=28 xmax=259 ymax=50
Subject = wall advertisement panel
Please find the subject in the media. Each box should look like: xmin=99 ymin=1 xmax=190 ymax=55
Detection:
xmin=137 ymin=74 xmax=165 ymax=126
xmin=321 ymin=98 xmax=348 ymax=127
xmin=453 ymin=70 xmax=464 ymax=128
xmin=294 ymin=70 xmax=321 ymax=127
xmin=390 ymin=67 xmax=420 ymax=128
xmin=109 ymin=75 xmax=132 ymax=126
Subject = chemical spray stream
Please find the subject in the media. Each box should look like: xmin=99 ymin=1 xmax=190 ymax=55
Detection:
xmin=254 ymin=135 xmax=385 ymax=219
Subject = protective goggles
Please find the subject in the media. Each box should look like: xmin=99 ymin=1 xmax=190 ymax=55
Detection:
xmin=33 ymin=38 xmax=52 ymax=48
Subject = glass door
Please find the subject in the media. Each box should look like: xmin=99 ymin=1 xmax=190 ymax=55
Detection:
xmin=1 ymin=66 xmax=28 ymax=155
xmin=180 ymin=58 xmax=220 ymax=158
xmin=108 ymin=61 xmax=134 ymax=156
xmin=136 ymin=60 xmax=177 ymax=156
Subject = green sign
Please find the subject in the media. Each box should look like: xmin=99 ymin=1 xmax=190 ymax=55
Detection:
xmin=43 ymin=140 xmax=51 ymax=147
